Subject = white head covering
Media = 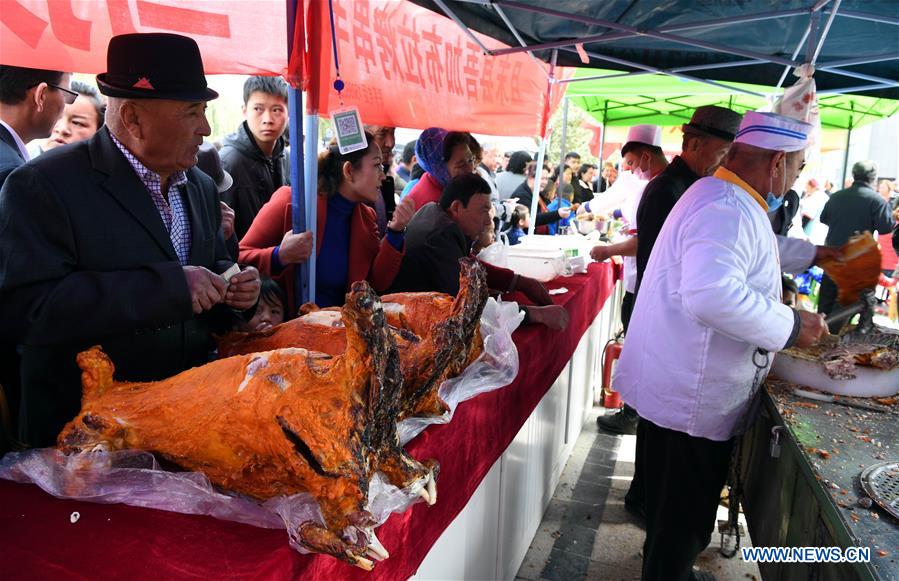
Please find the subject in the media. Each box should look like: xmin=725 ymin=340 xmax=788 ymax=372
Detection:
xmin=733 ymin=112 xmax=812 ymax=152
xmin=624 ymin=125 xmax=662 ymax=148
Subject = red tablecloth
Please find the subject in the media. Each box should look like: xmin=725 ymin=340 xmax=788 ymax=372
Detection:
xmin=0 ymin=262 xmax=619 ymax=580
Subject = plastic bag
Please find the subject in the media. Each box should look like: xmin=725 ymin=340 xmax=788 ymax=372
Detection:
xmin=772 ymin=63 xmax=821 ymax=170
xmin=477 ymin=238 xmax=509 ymax=269
xmin=396 ymin=296 xmax=523 ymax=444
xmin=0 ymin=447 xmax=429 ymax=558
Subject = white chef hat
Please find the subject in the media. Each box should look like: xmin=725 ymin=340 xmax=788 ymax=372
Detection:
xmin=624 ymin=124 xmax=662 ymax=148
xmin=733 ymin=111 xmax=813 ymax=152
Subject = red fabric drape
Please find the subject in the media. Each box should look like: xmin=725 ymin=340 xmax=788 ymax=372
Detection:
xmin=0 ymin=263 xmax=619 ymax=580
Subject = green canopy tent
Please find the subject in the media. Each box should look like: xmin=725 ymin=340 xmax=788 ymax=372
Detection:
xmin=565 ymin=68 xmax=899 ymax=130
xmin=564 ymin=67 xmax=899 ymax=179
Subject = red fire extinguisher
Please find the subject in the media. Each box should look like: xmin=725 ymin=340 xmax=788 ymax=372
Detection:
xmin=601 ymin=336 xmax=624 ymax=409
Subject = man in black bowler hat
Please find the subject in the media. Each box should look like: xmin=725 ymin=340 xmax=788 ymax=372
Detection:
xmin=0 ymin=33 xmax=261 ymax=447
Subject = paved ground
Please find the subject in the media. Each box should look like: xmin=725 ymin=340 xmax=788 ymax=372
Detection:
xmin=516 ymin=407 xmax=762 ymax=581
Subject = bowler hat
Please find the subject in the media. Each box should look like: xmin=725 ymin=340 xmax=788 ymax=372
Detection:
xmin=97 ymin=33 xmax=218 ymax=101
xmin=682 ymin=105 xmax=742 ymax=142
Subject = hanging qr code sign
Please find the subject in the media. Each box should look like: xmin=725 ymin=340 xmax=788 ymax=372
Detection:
xmin=330 ymin=107 xmax=368 ymax=154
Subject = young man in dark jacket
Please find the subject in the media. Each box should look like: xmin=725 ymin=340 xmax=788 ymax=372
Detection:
xmin=220 ymin=76 xmax=291 ymax=240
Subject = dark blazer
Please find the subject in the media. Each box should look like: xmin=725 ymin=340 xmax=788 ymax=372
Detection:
xmin=390 ymin=203 xmax=515 ymax=296
xmin=0 ymin=128 xmax=235 ymax=446
xmin=0 ymin=123 xmax=26 ymax=187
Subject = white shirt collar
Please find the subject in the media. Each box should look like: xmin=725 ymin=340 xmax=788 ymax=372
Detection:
xmin=0 ymin=119 xmax=30 ymax=162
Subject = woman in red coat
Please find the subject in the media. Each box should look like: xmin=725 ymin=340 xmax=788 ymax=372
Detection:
xmin=239 ymin=134 xmax=416 ymax=314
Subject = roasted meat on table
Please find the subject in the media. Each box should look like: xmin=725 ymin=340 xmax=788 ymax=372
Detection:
xmin=218 ymin=257 xmax=489 ymax=419
xmin=58 ymin=282 xmax=435 ymax=570
xmin=818 ymin=231 xmax=882 ymax=305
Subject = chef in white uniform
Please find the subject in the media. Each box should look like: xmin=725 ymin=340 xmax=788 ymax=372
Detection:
xmin=583 ymin=125 xmax=667 ymax=329
xmin=613 ymin=112 xmax=829 ymax=581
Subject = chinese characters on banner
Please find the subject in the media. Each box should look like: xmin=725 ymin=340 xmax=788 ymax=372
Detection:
xmin=1 ymin=0 xmax=567 ymax=135
xmin=312 ymin=0 xmax=567 ymax=136
xmin=0 ymin=0 xmax=286 ymax=75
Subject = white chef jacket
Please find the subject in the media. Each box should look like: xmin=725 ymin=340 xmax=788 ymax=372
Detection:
xmin=776 ymin=234 xmax=816 ymax=274
xmin=583 ymin=171 xmax=648 ymax=293
xmin=614 ymin=167 xmax=797 ymax=441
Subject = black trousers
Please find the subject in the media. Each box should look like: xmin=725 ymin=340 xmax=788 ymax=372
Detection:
xmin=641 ymin=420 xmax=734 ymax=581
xmin=621 ymin=291 xmax=635 ymax=333
xmin=624 ymin=416 xmax=646 ymax=510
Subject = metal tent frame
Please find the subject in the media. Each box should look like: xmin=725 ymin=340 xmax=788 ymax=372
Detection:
xmin=418 ymin=0 xmax=899 ymax=233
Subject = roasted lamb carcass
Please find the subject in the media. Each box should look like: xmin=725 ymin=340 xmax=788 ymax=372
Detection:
xmin=218 ymin=258 xmax=489 ymax=419
xmin=58 ymin=282 xmax=434 ymax=570
xmin=818 ymin=231 xmax=882 ymax=305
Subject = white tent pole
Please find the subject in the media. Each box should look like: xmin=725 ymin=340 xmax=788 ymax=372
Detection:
xmin=302 ymin=112 xmax=319 ymax=305
xmin=776 ymin=19 xmax=813 ymax=89
xmin=529 ymin=139 xmax=548 ymax=237
xmin=811 ymin=0 xmax=842 ymax=64
xmin=528 ymin=49 xmax=557 ymax=237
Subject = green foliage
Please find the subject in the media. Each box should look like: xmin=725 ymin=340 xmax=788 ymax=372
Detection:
xmin=545 ymin=100 xmax=600 ymax=167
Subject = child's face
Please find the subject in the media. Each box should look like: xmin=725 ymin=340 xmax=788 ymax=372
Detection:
xmin=520 ymin=211 xmax=530 ymax=229
xmin=239 ymin=297 xmax=285 ymax=332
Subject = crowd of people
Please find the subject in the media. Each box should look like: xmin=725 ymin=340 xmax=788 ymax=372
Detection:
xmin=0 ymin=33 xmax=572 ymax=454
xmin=1 ymin=30 xmax=898 ymax=581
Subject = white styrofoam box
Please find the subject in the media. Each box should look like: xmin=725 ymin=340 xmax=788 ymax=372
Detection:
xmin=517 ymin=234 xmax=594 ymax=258
xmin=505 ymin=257 xmax=564 ymax=282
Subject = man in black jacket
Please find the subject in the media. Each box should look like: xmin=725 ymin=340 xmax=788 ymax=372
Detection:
xmin=0 ymin=33 xmax=260 ymax=447
xmin=390 ymin=174 xmax=568 ymax=330
xmin=220 ymin=76 xmax=290 ymax=240
xmin=0 ymin=65 xmax=74 ymax=451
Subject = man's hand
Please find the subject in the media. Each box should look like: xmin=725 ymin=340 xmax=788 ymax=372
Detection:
xmin=525 ymin=305 xmax=570 ymax=331
xmin=558 ymin=206 xmax=572 ymax=219
xmin=795 ymin=310 xmax=829 ymax=348
xmin=514 ymin=275 xmax=553 ymax=306
xmin=591 ymin=244 xmax=613 ymax=262
xmin=279 ymin=230 xmax=313 ymax=265
xmin=224 ymin=266 xmax=261 ymax=311
xmin=388 ymin=197 xmax=416 ymax=231
xmin=814 ymin=245 xmax=842 ymax=265
xmin=183 ymin=266 xmax=228 ymax=314
xmin=220 ymin=201 xmax=236 ymax=240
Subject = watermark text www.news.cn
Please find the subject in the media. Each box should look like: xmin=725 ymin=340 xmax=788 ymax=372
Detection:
xmin=742 ymin=546 xmax=870 ymax=563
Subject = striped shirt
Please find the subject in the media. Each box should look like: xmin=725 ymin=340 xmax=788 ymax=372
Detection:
xmin=109 ymin=130 xmax=192 ymax=265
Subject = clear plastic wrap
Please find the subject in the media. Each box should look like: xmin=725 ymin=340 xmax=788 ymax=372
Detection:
xmin=0 ymin=296 xmax=522 ymax=558
xmin=397 ymin=296 xmax=523 ymax=445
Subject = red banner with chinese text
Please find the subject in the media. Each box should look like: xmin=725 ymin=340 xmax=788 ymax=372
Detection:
xmin=0 ymin=0 xmax=287 ymax=75
xmin=1 ymin=0 xmax=569 ymax=136
xmin=311 ymin=0 xmax=569 ymax=135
